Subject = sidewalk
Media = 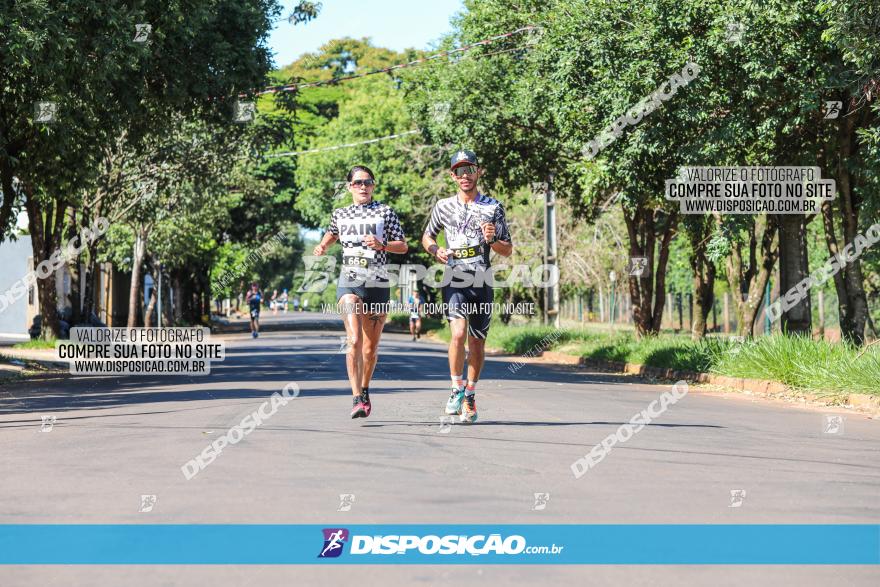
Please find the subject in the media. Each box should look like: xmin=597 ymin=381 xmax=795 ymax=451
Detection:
xmin=0 ymin=346 xmax=66 ymax=381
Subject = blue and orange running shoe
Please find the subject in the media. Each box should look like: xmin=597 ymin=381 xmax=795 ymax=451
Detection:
xmin=460 ymin=393 xmax=477 ymax=423
xmin=445 ymin=388 xmax=465 ymax=415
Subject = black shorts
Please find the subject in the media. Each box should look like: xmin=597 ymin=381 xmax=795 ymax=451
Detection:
xmin=442 ymin=283 xmax=494 ymax=339
xmin=249 ymin=306 xmax=260 ymax=319
xmin=336 ymin=279 xmax=391 ymax=314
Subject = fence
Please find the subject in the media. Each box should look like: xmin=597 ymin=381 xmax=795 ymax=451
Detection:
xmin=559 ymin=287 xmax=879 ymax=341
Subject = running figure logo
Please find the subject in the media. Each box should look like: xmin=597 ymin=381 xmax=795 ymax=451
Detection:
xmin=337 ymin=493 xmax=355 ymax=511
xmin=823 ymin=415 xmax=844 ymax=435
xmin=824 ymin=101 xmax=843 ymax=119
xmin=533 ymin=492 xmax=550 ymax=510
xmin=729 ymin=489 xmax=746 ymax=508
xmin=626 ymin=257 xmax=649 ymax=277
xmin=40 ymin=415 xmax=56 ymax=432
xmin=139 ymin=494 xmax=157 ymax=512
xmin=318 ymin=528 xmax=349 ymax=558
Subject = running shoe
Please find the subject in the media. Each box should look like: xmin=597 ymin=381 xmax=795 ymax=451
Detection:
xmin=351 ymin=395 xmax=366 ymax=419
xmin=460 ymin=394 xmax=477 ymax=423
xmin=445 ymin=388 xmax=465 ymax=415
xmin=362 ymin=391 xmax=371 ymax=417
xmin=252 ymin=331 xmax=258 ymax=339
xmin=351 ymin=392 xmax=371 ymax=419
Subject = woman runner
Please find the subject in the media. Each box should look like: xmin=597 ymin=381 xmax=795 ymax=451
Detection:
xmin=313 ymin=165 xmax=407 ymax=418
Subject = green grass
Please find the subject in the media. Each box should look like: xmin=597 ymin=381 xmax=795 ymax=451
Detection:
xmin=560 ymin=334 xmax=717 ymax=373
xmin=709 ymin=335 xmax=880 ymax=396
xmin=435 ymin=322 xmax=879 ymax=396
xmin=12 ymin=338 xmax=57 ymax=350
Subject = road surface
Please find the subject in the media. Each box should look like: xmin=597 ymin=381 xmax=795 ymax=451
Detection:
xmin=1 ymin=326 xmax=877 ymax=585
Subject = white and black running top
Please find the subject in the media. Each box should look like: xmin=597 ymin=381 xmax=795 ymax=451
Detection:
xmin=328 ymin=200 xmax=405 ymax=281
xmin=424 ymin=193 xmax=511 ymax=269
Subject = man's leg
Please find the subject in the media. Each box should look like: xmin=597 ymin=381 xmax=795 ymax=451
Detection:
xmin=466 ymin=335 xmax=486 ymax=383
xmin=448 ymin=317 xmax=467 ymax=385
xmin=460 ymin=287 xmax=492 ymax=423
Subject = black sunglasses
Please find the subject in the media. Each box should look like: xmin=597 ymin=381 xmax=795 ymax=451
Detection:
xmin=351 ymin=179 xmax=375 ymax=187
xmin=453 ymin=165 xmax=478 ymax=177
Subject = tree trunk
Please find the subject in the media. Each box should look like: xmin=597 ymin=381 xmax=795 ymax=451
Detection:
xmin=81 ymin=241 xmax=100 ymax=322
xmin=144 ymin=277 xmax=158 ymax=328
xmin=725 ymin=215 xmax=779 ymax=338
xmin=65 ymin=207 xmax=82 ymax=325
xmin=127 ymin=226 xmax=149 ymax=328
xmin=624 ymin=206 xmax=677 ymax=337
xmin=821 ymin=115 xmax=869 ymax=345
xmin=777 ymin=214 xmax=812 ymax=335
xmin=143 ymin=256 xmax=158 ymax=327
xmin=689 ymin=222 xmax=716 ymax=341
xmin=24 ymin=185 xmax=67 ymax=340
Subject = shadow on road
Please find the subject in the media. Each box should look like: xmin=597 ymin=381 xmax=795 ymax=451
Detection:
xmin=0 ymin=332 xmax=675 ymax=417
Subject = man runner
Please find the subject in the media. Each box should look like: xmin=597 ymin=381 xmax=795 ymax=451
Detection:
xmin=421 ymin=149 xmax=513 ymax=423
xmin=245 ymin=282 xmax=262 ymax=338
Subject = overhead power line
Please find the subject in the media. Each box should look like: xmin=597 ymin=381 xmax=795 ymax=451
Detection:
xmin=266 ymin=129 xmax=420 ymax=158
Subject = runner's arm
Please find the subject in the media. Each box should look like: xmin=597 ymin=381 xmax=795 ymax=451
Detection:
xmin=421 ymin=233 xmax=449 ymax=263
xmin=488 ymin=202 xmax=513 ymax=257
xmin=314 ymin=212 xmax=340 ymax=255
xmin=377 ymin=207 xmax=407 ymax=254
xmin=422 ymin=204 xmax=449 ymax=262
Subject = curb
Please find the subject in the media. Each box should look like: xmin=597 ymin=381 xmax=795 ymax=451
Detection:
xmin=0 ymin=349 xmax=67 ymax=374
xmin=537 ymin=351 xmax=879 ymax=417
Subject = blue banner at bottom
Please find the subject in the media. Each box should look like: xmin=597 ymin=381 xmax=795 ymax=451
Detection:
xmin=0 ymin=525 xmax=877 ymax=564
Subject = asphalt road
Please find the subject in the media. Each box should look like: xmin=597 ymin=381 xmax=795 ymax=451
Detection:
xmin=1 ymin=327 xmax=878 ymax=586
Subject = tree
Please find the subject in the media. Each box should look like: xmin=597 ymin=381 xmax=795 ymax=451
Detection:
xmin=0 ymin=0 xmax=281 ymax=338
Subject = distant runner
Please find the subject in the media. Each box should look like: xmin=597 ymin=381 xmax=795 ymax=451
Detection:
xmin=408 ymin=290 xmax=423 ymax=341
xmin=245 ymin=282 xmax=262 ymax=339
xmin=313 ymin=165 xmax=407 ymax=419
xmin=421 ymin=149 xmax=513 ymax=423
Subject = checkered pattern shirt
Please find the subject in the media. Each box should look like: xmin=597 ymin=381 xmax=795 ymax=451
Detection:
xmin=328 ymin=200 xmax=405 ymax=280
xmin=424 ymin=193 xmax=511 ymax=269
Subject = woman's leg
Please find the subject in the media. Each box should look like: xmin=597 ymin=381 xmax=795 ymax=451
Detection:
xmin=339 ymin=294 xmax=364 ymax=396
xmin=361 ymin=311 xmax=387 ymax=390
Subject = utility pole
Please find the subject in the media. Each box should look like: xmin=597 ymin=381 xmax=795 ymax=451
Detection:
xmin=609 ymin=271 xmax=617 ymax=329
xmin=157 ymin=262 xmax=163 ymax=328
xmin=544 ymin=173 xmax=559 ymax=328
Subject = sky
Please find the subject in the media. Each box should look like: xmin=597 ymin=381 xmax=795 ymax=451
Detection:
xmin=269 ymin=0 xmax=464 ymax=68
